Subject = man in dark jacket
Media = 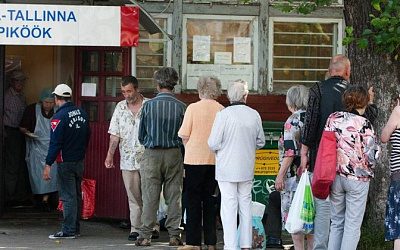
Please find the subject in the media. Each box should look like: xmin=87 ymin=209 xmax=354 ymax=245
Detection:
xmin=43 ymin=84 xmax=90 ymax=239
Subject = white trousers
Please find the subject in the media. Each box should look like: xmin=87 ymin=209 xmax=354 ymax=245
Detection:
xmin=218 ymin=180 xmax=252 ymax=250
xmin=122 ymin=170 xmax=143 ymax=233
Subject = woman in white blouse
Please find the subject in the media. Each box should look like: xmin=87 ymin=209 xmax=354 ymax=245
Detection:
xmin=208 ymin=80 xmax=265 ymax=250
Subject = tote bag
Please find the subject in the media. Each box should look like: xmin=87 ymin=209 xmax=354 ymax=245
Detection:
xmin=311 ymin=130 xmax=337 ymax=199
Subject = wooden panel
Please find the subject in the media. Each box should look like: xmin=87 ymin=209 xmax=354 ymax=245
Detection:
xmin=84 ymin=123 xmax=128 ymax=219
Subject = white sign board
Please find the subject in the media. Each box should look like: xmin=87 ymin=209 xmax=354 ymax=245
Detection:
xmin=233 ymin=37 xmax=251 ymax=63
xmin=214 ymin=52 xmax=232 ymax=65
xmin=81 ymin=83 xmax=97 ymax=97
xmin=0 ymin=4 xmax=139 ymax=46
xmin=187 ymin=64 xmax=253 ymax=90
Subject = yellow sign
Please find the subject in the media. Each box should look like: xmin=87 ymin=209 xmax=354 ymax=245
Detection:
xmin=254 ymin=149 xmax=279 ymax=176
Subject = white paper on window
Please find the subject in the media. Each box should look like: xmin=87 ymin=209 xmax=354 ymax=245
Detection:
xmin=233 ymin=37 xmax=251 ymax=63
xmin=214 ymin=52 xmax=232 ymax=65
xmin=81 ymin=82 xmax=97 ymax=97
xmin=193 ymin=35 xmax=211 ymax=62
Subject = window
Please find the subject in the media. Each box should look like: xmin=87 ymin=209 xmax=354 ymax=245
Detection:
xmin=133 ymin=15 xmax=171 ymax=92
xmin=183 ymin=15 xmax=259 ymax=90
xmin=268 ymin=18 xmax=343 ymax=94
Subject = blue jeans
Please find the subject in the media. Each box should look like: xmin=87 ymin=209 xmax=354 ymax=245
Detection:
xmin=57 ymin=161 xmax=84 ymax=234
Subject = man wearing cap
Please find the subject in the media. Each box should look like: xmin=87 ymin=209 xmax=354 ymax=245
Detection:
xmin=4 ymin=70 xmax=29 ymax=205
xmin=43 ymin=84 xmax=90 ymax=239
xmin=20 ymin=88 xmax=57 ymax=212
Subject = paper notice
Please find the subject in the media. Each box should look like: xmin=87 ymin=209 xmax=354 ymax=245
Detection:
xmin=193 ymin=35 xmax=211 ymax=62
xmin=233 ymin=37 xmax=251 ymax=63
xmin=214 ymin=52 xmax=232 ymax=65
xmin=81 ymin=82 xmax=97 ymax=97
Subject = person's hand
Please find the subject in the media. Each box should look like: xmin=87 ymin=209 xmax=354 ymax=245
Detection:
xmin=275 ymin=174 xmax=285 ymax=192
xmin=104 ymin=155 xmax=115 ymax=168
xmin=299 ymin=154 xmax=309 ymax=175
xmin=43 ymin=165 xmax=51 ymax=180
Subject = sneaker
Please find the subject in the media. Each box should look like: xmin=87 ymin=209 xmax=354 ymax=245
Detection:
xmin=266 ymin=237 xmax=283 ymax=249
xmin=135 ymin=238 xmax=151 ymax=246
xmin=128 ymin=232 xmax=139 ymax=241
xmin=151 ymin=229 xmax=160 ymax=239
xmin=169 ymin=237 xmax=183 ymax=246
xmin=177 ymin=245 xmax=201 ymax=250
xmin=48 ymin=231 xmax=76 ymax=239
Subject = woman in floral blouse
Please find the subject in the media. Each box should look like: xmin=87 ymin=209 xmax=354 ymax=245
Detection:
xmin=275 ymin=85 xmax=314 ymax=250
xmin=325 ymin=85 xmax=380 ymax=250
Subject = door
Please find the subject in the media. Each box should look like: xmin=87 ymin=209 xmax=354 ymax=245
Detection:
xmin=75 ymin=47 xmax=131 ymax=219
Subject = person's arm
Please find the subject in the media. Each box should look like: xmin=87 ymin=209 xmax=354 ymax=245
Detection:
xmin=208 ymin=112 xmax=224 ymax=152
xmin=178 ymin=105 xmax=193 ymax=147
xmin=105 ymin=135 xmax=120 ymax=168
xmin=381 ymin=102 xmax=400 ymax=143
xmin=255 ymin=114 xmax=266 ymax=149
xmin=275 ymin=156 xmax=294 ymax=191
xmin=138 ymin=105 xmax=147 ymax=145
xmin=43 ymin=116 xmax=64 ymax=180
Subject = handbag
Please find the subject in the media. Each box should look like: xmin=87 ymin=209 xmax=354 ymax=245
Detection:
xmin=285 ymin=170 xmax=315 ymax=234
xmin=311 ymin=130 xmax=337 ymax=199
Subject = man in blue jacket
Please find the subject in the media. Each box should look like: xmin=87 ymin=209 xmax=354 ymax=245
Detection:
xmin=43 ymin=84 xmax=90 ymax=239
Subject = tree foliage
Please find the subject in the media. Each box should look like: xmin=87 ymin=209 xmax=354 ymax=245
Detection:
xmin=275 ymin=0 xmax=400 ymax=59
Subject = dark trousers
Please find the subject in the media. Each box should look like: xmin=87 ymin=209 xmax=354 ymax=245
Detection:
xmin=184 ymin=164 xmax=218 ymax=246
xmin=58 ymin=161 xmax=83 ymax=234
xmin=4 ymin=126 xmax=29 ymax=202
xmin=264 ymin=191 xmax=282 ymax=239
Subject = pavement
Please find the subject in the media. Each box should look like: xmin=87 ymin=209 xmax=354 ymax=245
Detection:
xmin=0 ymin=206 xmax=293 ymax=249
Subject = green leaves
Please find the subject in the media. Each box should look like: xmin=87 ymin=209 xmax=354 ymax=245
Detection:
xmin=274 ymin=0 xmax=333 ymax=15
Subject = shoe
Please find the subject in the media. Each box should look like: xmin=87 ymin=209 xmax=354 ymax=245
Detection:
xmin=119 ymin=220 xmax=130 ymax=229
xmin=135 ymin=238 xmax=151 ymax=246
xmin=49 ymin=231 xmax=76 ymax=239
xmin=177 ymin=245 xmax=201 ymax=250
xmin=128 ymin=232 xmax=139 ymax=241
xmin=207 ymin=245 xmax=217 ymax=250
xmin=151 ymin=229 xmax=160 ymax=239
xmin=169 ymin=237 xmax=183 ymax=246
xmin=42 ymin=201 xmax=51 ymax=212
xmin=265 ymin=237 xmax=283 ymax=249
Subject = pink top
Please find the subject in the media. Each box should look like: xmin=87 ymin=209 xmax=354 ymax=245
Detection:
xmin=178 ymin=99 xmax=224 ymax=165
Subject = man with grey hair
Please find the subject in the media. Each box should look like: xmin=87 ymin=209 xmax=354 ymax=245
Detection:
xmin=137 ymin=67 xmax=186 ymax=246
xmin=208 ymin=80 xmax=265 ymax=250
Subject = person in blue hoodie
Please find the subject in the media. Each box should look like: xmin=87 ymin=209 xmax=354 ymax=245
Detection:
xmin=43 ymin=83 xmax=90 ymax=239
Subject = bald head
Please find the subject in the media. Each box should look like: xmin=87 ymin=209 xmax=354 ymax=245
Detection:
xmin=328 ymin=54 xmax=351 ymax=81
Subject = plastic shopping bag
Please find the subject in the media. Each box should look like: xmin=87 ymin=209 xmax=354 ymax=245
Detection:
xmin=57 ymin=178 xmax=96 ymax=220
xmin=285 ymin=170 xmax=315 ymax=234
xmin=237 ymin=202 xmax=267 ymax=249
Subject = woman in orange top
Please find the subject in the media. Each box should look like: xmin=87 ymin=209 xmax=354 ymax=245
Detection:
xmin=178 ymin=76 xmax=224 ymax=250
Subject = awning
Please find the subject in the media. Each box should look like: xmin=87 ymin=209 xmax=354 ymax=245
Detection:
xmin=0 ymin=4 xmax=140 ymax=46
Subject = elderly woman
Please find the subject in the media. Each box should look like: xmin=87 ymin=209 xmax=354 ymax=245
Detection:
xmin=19 ymin=88 xmax=57 ymax=211
xmin=208 ymin=80 xmax=265 ymax=250
xmin=177 ymin=76 xmax=224 ymax=250
xmin=326 ymin=85 xmax=380 ymax=250
xmin=274 ymin=85 xmax=313 ymax=250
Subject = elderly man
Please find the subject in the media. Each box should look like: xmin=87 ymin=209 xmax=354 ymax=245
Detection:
xmin=105 ymin=76 xmax=148 ymax=241
xmin=4 ymin=70 xmax=28 ymax=205
xmin=208 ymin=80 xmax=265 ymax=250
xmin=20 ymin=88 xmax=57 ymax=211
xmin=136 ymin=67 xmax=186 ymax=247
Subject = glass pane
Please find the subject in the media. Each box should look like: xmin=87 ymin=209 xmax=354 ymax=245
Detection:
xmin=105 ymin=76 xmax=122 ymax=97
xmin=105 ymin=102 xmax=117 ymax=122
xmin=81 ymin=101 xmax=98 ymax=122
xmin=139 ymin=18 xmax=167 ymax=40
xmin=137 ymin=55 xmax=164 ymax=67
xmin=82 ymin=51 xmax=99 ymax=72
xmin=186 ymin=19 xmax=253 ymax=64
xmin=137 ymin=42 xmax=165 ymax=55
xmin=272 ymin=22 xmax=337 ymax=94
xmin=137 ymin=66 xmax=162 ymax=80
xmin=104 ymin=52 xmax=123 ymax=72
xmin=82 ymin=76 xmax=99 ymax=97
xmin=137 ymin=78 xmax=155 ymax=91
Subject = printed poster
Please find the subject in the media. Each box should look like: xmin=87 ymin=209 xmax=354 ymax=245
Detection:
xmin=233 ymin=37 xmax=251 ymax=63
xmin=193 ymin=35 xmax=211 ymax=62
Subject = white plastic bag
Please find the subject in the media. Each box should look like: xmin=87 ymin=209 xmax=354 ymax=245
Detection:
xmin=285 ymin=170 xmax=312 ymax=234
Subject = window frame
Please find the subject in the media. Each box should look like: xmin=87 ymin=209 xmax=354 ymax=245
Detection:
xmin=182 ymin=14 xmax=259 ymax=91
xmin=268 ymin=17 xmax=344 ymax=93
xmin=131 ymin=13 xmax=172 ymax=91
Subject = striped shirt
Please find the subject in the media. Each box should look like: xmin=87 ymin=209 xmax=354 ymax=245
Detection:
xmin=138 ymin=92 xmax=186 ymax=149
xmin=390 ymin=129 xmax=400 ymax=173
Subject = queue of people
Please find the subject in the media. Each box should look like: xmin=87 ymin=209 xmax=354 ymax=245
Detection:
xmin=3 ymin=54 xmax=399 ymax=249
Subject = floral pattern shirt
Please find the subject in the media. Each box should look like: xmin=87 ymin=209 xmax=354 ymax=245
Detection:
xmin=278 ymin=110 xmax=305 ymax=190
xmin=108 ymin=97 xmax=148 ymax=171
xmin=324 ymin=111 xmax=380 ymax=180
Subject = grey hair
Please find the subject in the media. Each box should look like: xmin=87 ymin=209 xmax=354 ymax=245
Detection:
xmin=197 ymin=76 xmax=222 ymax=100
xmin=153 ymin=67 xmax=179 ymax=90
xmin=227 ymin=79 xmax=249 ymax=103
xmin=286 ymin=85 xmax=309 ymax=111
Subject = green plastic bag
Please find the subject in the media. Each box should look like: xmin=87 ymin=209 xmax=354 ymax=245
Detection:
xmin=300 ymin=174 xmax=315 ymax=233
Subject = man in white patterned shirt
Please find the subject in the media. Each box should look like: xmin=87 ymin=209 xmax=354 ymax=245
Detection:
xmin=104 ymin=76 xmax=148 ymax=241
